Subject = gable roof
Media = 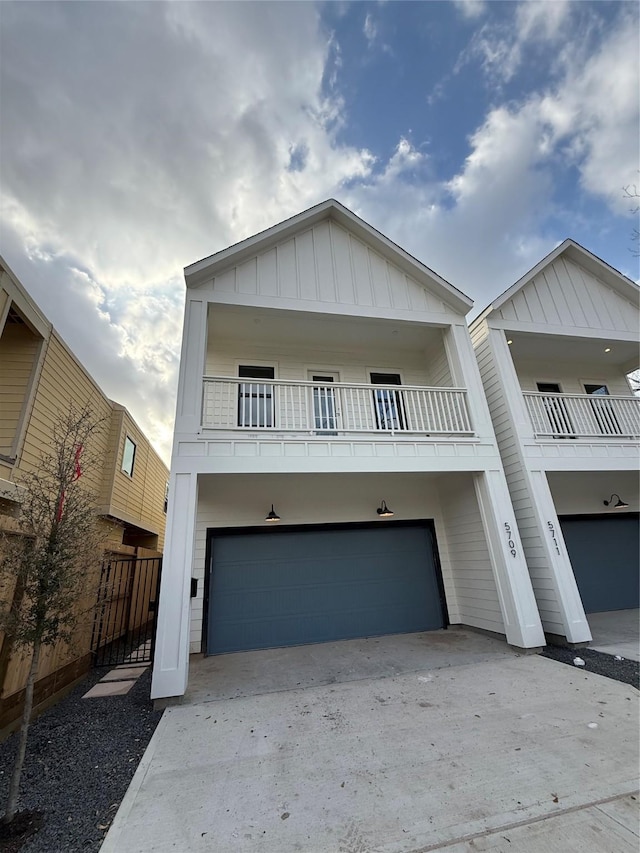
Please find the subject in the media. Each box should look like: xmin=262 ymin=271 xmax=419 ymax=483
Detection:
xmin=184 ymin=199 xmax=473 ymax=314
xmin=471 ymin=239 xmax=639 ymax=329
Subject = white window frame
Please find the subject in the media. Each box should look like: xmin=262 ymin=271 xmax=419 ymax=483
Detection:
xmin=122 ymin=435 xmax=137 ymax=477
xmin=237 ymin=364 xmax=276 ymax=429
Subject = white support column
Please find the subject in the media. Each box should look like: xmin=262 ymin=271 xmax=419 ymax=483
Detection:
xmin=151 ymin=471 xmax=198 ymax=700
xmin=481 ymin=325 xmax=591 ymax=643
xmin=444 ymin=323 xmax=498 ymax=440
xmin=485 ymin=327 xmax=534 ymax=440
xmin=175 ymin=297 xmax=208 ymax=436
xmin=474 ymin=470 xmax=546 ymax=648
xmin=527 ymin=469 xmax=591 ymax=643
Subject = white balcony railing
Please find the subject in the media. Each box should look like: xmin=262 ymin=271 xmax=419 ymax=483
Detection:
xmin=202 ymin=377 xmax=474 ymax=436
xmin=524 ymin=392 xmax=640 ymax=439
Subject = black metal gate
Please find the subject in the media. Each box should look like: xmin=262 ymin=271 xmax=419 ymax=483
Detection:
xmin=91 ymin=555 xmax=162 ymax=667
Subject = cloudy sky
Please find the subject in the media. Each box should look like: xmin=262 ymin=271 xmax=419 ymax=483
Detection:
xmin=1 ymin=0 xmax=638 ymax=463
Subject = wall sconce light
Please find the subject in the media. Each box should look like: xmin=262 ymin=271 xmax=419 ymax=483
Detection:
xmin=265 ymin=504 xmax=281 ymax=522
xmin=603 ymin=494 xmax=629 ymax=509
xmin=376 ymin=500 xmax=394 ymax=518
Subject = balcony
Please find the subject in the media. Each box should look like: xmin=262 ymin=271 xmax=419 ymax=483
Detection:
xmin=202 ymin=377 xmax=474 ymax=437
xmin=524 ymin=392 xmax=640 ymax=439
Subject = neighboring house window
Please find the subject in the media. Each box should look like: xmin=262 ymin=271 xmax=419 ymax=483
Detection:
xmin=122 ymin=435 xmax=136 ymax=476
xmin=164 ymin=481 xmax=169 ymax=513
xmin=238 ymin=366 xmax=274 ymax=428
xmin=370 ymin=373 xmax=405 ymax=431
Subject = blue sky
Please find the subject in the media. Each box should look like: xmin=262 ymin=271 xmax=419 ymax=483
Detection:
xmin=1 ymin=1 xmax=638 ymax=461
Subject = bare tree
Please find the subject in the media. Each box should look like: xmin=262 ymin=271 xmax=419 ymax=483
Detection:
xmin=622 ymin=182 xmax=639 ymax=257
xmin=0 ymin=405 xmax=105 ymax=825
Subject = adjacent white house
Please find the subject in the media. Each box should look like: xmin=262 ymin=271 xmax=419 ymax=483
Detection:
xmin=151 ymin=200 xmax=545 ymax=701
xmin=470 ymin=240 xmax=639 ymax=645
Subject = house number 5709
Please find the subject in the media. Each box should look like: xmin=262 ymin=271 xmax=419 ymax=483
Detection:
xmin=504 ymin=522 xmax=517 ymax=557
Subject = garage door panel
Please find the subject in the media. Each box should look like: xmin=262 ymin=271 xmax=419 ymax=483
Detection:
xmin=208 ymin=525 xmax=444 ymax=653
xmin=213 ymin=577 xmax=433 ymax=626
xmin=213 ymin=602 xmax=431 ymax=652
xmin=560 ymin=515 xmax=639 ymax=614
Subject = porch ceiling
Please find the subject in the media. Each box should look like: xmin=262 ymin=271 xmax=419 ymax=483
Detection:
xmin=198 ymin=470 xmax=466 ymax=490
xmin=507 ymin=331 xmax=638 ymax=369
xmin=207 ymin=304 xmax=444 ymax=353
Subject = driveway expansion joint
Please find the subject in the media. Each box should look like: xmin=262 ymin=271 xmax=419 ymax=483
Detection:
xmin=406 ymin=790 xmax=640 ymax=853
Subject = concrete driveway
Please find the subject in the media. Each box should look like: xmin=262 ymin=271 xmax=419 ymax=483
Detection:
xmin=588 ymin=609 xmax=640 ymax=662
xmin=102 ymin=631 xmax=639 ymax=853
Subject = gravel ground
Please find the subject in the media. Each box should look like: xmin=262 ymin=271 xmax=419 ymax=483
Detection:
xmin=0 ymin=667 xmax=163 ymax=853
xmin=0 ymin=645 xmax=636 ymax=852
xmin=541 ymin=644 xmax=639 ymax=689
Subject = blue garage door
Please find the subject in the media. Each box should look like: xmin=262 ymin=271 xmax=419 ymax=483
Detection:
xmin=207 ymin=525 xmax=445 ymax=654
xmin=560 ymin=515 xmax=640 ymax=613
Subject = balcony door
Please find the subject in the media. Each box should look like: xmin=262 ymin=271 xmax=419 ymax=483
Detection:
xmin=309 ymin=372 xmax=340 ymax=434
xmin=584 ymin=383 xmax=622 ymax=435
xmin=371 ymin=373 xmax=406 ymax=431
xmin=238 ymin=365 xmax=275 ymax=428
xmin=536 ymin=382 xmax=574 ymax=436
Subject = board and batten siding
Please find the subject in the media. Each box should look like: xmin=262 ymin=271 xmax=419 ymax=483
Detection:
xmin=188 ymin=472 xmax=463 ymax=653
xmin=470 ymin=321 xmax=565 ymax=636
xmin=210 ymin=220 xmax=453 ymax=316
xmin=437 ymin=474 xmax=504 ymax=635
xmin=497 ymin=257 xmax=638 ymax=334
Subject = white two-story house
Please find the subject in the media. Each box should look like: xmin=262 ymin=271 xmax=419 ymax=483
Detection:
xmin=470 ymin=240 xmax=639 ymax=646
xmin=152 ymin=200 xmax=544 ymax=701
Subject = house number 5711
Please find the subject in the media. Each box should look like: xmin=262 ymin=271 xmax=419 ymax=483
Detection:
xmin=504 ymin=522 xmax=517 ymax=557
xmin=547 ymin=521 xmax=561 ymax=555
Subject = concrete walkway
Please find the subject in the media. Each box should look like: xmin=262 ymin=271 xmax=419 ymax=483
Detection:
xmin=102 ymin=634 xmax=639 ymax=853
xmin=589 ymin=609 xmax=640 ymax=662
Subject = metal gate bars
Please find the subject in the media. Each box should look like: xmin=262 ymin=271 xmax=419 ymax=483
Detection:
xmin=90 ymin=555 xmax=162 ymax=667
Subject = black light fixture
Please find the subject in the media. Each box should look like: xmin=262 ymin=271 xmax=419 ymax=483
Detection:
xmin=376 ymin=500 xmax=394 ymax=518
xmin=603 ymin=494 xmax=629 ymax=509
xmin=265 ymin=504 xmax=281 ymax=522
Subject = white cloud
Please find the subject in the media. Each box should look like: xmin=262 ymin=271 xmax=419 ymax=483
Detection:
xmin=459 ymin=0 xmax=572 ymax=84
xmin=364 ymin=12 xmax=378 ymax=45
xmin=452 ymin=0 xmax=487 ymax=21
xmin=347 ymin=5 xmax=638 ymax=307
xmin=515 ymin=1 xmax=571 ymax=43
xmin=0 ymin=2 xmax=375 ymax=462
xmin=542 ymin=11 xmax=640 ymax=213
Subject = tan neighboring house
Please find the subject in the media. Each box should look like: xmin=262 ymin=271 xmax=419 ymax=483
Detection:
xmin=0 ymin=256 xmax=169 ymax=728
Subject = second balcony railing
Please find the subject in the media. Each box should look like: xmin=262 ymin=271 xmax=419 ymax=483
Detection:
xmin=524 ymin=392 xmax=640 ymax=438
xmin=202 ymin=377 xmax=474 ymax=436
